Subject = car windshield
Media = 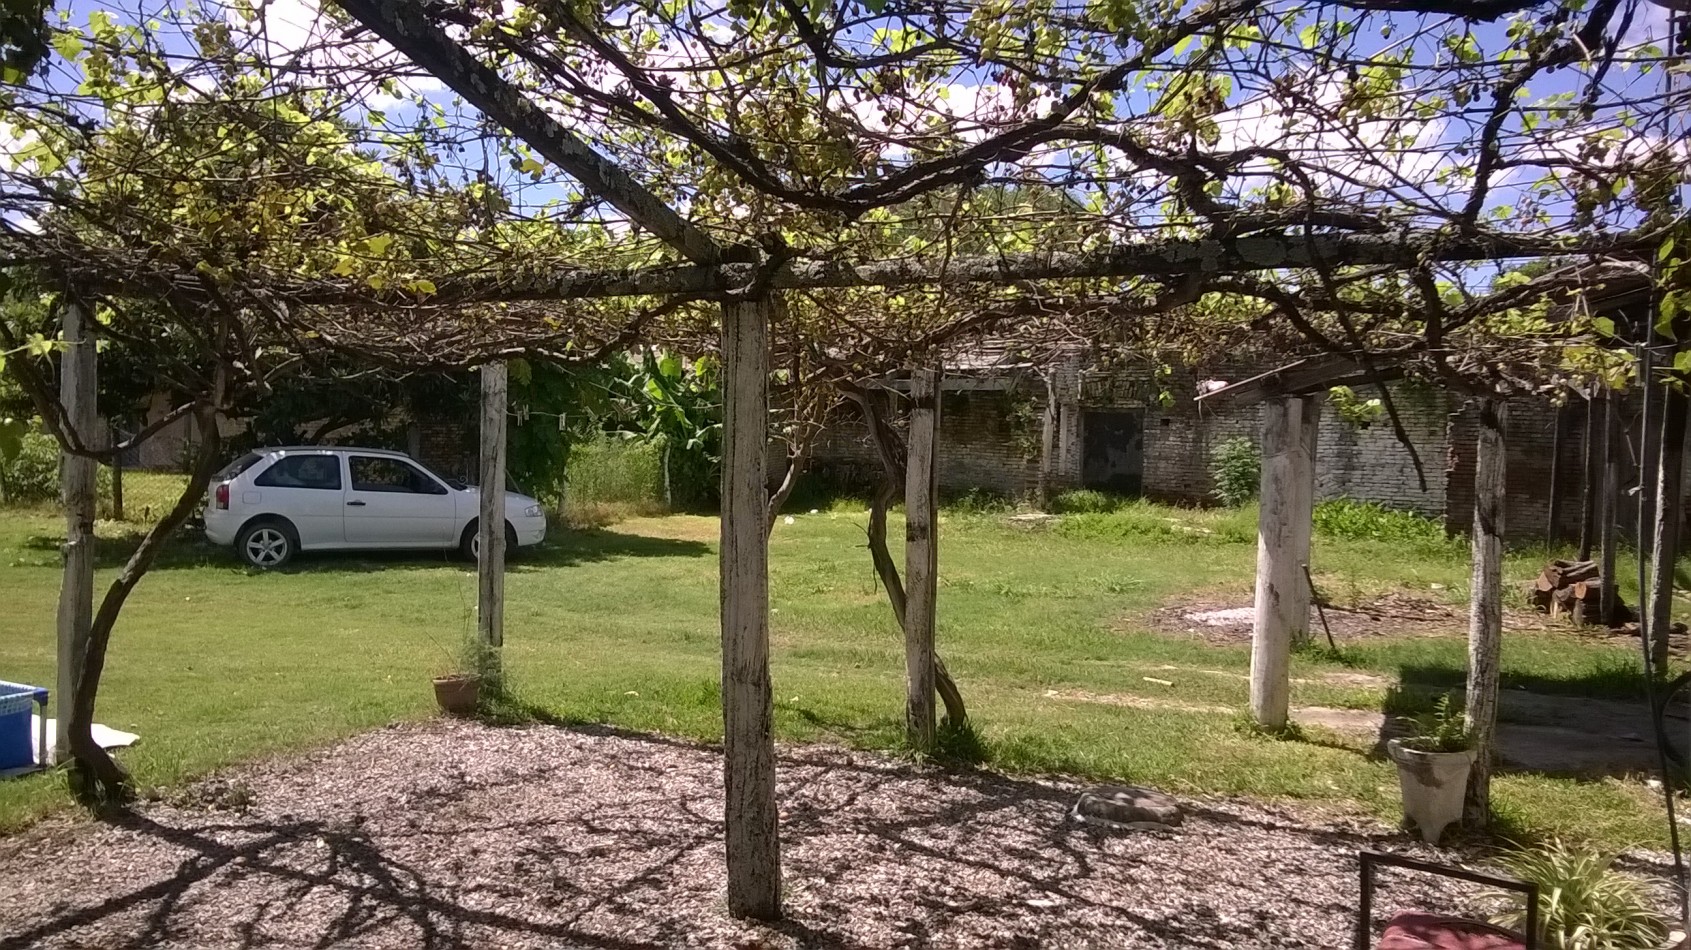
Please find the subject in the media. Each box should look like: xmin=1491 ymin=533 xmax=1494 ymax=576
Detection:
xmin=215 ymin=453 xmax=262 ymax=480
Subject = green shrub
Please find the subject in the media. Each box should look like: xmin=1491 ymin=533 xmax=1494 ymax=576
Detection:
xmin=1049 ymin=489 xmax=1123 ymax=514
xmin=943 ymin=487 xmax=1014 ymax=515
xmin=1487 ymin=840 xmax=1668 ymax=950
xmin=1055 ymin=500 xmax=1255 ymax=545
xmin=0 ymin=430 xmax=110 ymax=506
xmin=1313 ymin=499 xmax=1451 ymax=547
xmin=1208 ymin=437 xmax=1260 ymax=507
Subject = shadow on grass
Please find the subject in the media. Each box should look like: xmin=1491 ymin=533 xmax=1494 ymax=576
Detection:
xmin=15 ymin=525 xmax=710 ymax=575
xmin=1394 ymin=658 xmax=1651 ymax=702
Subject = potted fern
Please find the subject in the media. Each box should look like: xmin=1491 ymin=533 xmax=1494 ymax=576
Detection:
xmin=1386 ymin=695 xmax=1474 ymax=844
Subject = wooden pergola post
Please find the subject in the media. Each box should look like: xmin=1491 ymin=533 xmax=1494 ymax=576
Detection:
xmin=1578 ymin=392 xmax=1601 ymax=560
xmin=904 ymin=366 xmax=941 ymax=750
xmin=476 ymin=362 xmax=508 ymax=661
xmin=1251 ymin=396 xmax=1312 ymax=729
xmin=56 ymin=300 xmax=97 ymax=762
xmin=1465 ymin=398 xmax=1506 ymax=830
xmin=1038 ymin=372 xmax=1058 ymax=508
xmin=720 ymin=296 xmax=780 ymax=920
xmin=1600 ymin=394 xmax=1620 ymax=625
xmin=1649 ymin=384 xmax=1688 ymax=668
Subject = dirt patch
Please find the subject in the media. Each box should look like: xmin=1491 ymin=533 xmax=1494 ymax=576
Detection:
xmin=1141 ymin=591 xmax=1556 ymax=645
xmin=1 ymin=721 xmax=1496 ymax=950
xmin=1143 ymin=590 xmax=1466 ymax=644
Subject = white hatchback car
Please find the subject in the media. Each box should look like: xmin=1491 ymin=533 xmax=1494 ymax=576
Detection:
xmin=204 ymin=446 xmax=547 ymax=569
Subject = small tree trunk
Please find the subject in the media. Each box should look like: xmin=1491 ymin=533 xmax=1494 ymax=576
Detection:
xmin=477 ymin=363 xmax=508 ymax=663
xmin=1649 ymin=384 xmax=1687 ymax=668
xmin=69 ymin=407 xmax=224 ymax=804
xmin=1251 ymin=397 xmax=1299 ymax=729
xmin=848 ymin=384 xmax=968 ymax=727
xmin=56 ymin=301 xmax=97 ymax=764
xmin=719 ymin=297 xmax=780 ymax=921
xmin=1465 ymin=399 xmax=1506 ymax=830
xmin=903 ymin=367 xmax=941 ymax=751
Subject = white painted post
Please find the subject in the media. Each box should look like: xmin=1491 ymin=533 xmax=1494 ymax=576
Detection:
xmin=904 ymin=366 xmax=941 ymax=751
xmin=56 ymin=301 xmax=97 ymax=762
xmin=477 ymin=363 xmax=507 ymax=655
xmin=1038 ymin=374 xmax=1057 ymax=508
xmin=1465 ymin=399 xmax=1506 ymax=829
xmin=720 ymin=297 xmax=780 ymax=920
xmin=1288 ymin=395 xmax=1320 ymax=640
xmin=1250 ymin=397 xmax=1299 ymax=729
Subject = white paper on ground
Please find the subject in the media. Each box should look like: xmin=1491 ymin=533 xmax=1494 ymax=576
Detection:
xmin=27 ymin=716 xmax=139 ymax=767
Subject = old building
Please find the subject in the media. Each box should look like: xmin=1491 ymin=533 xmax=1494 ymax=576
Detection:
xmin=810 ymin=353 xmax=1659 ymax=542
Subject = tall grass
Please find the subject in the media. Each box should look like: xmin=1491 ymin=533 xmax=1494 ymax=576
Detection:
xmin=1312 ymin=499 xmax=1460 ymax=554
xmin=1055 ymin=498 xmax=1258 ymax=544
xmin=564 ymin=436 xmax=667 ymax=525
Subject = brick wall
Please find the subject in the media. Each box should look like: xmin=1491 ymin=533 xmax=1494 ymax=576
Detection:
xmin=811 ymin=388 xmax=1042 ymax=497
xmin=412 ymin=417 xmax=476 ymax=483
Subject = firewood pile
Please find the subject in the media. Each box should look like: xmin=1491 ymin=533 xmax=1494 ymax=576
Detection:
xmin=1528 ymin=559 xmax=1633 ymax=627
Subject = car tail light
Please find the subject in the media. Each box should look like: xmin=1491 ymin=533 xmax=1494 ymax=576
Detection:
xmin=214 ymin=483 xmax=229 ymax=510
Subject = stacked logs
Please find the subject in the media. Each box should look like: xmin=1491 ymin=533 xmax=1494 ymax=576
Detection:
xmin=1528 ymin=559 xmax=1632 ymax=627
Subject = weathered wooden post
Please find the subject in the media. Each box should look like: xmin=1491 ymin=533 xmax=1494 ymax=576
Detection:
xmin=477 ymin=362 xmax=508 ymax=661
xmin=1465 ymin=398 xmax=1506 ymax=829
xmin=1038 ymin=373 xmax=1058 ymax=509
xmin=109 ymin=422 xmax=125 ymax=522
xmin=56 ymin=300 xmax=97 ymax=762
xmin=1649 ymin=383 xmax=1686 ymax=668
xmin=1288 ymin=395 xmax=1320 ymax=641
xmin=904 ymin=366 xmax=942 ymax=751
xmin=1600 ymin=395 xmax=1620 ymax=625
xmin=1578 ymin=392 xmax=1600 ymax=561
xmin=1251 ymin=396 xmax=1301 ymax=729
xmin=720 ymin=296 xmax=780 ymax=920
xmin=1546 ymin=403 xmax=1566 ymax=545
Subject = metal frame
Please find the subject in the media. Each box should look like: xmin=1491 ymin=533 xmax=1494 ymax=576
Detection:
xmin=1357 ymin=850 xmax=1538 ymax=950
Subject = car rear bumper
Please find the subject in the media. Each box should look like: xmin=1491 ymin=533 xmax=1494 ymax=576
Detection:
xmin=203 ymin=511 xmax=237 ymax=546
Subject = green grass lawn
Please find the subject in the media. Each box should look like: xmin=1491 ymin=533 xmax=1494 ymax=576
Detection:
xmin=0 ymin=495 xmax=1677 ymax=850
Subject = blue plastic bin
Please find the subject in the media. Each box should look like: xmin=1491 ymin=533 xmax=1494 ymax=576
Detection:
xmin=0 ymin=680 xmax=48 ymax=771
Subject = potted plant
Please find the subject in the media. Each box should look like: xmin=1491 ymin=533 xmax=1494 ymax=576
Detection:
xmin=1386 ymin=694 xmax=1474 ymax=844
xmin=432 ymin=670 xmax=481 ymax=716
xmin=432 ymin=640 xmax=496 ymax=717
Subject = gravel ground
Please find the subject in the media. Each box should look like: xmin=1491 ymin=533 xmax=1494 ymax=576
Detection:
xmin=0 ymin=721 xmax=1500 ymax=949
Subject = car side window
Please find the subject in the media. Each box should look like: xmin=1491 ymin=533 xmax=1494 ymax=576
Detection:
xmin=254 ymin=455 xmax=342 ymax=490
xmin=350 ymin=456 xmax=447 ymax=495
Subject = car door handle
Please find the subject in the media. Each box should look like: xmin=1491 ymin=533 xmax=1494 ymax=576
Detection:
xmin=346 ymin=500 xmax=366 ymax=507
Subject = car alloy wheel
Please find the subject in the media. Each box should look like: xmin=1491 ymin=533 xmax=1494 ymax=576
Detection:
xmin=244 ymin=526 xmax=291 ymax=568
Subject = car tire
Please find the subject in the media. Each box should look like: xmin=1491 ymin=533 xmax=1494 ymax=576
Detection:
xmin=460 ymin=520 xmax=520 ymax=562
xmin=237 ymin=519 xmax=297 ymax=570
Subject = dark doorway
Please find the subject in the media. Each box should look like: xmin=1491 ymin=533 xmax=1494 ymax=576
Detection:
xmin=1082 ymin=409 xmax=1145 ymax=495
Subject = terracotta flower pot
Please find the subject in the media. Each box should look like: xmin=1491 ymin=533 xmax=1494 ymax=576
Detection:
xmin=1387 ymin=738 xmax=1475 ymax=844
xmin=432 ymin=673 xmax=481 ymax=717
